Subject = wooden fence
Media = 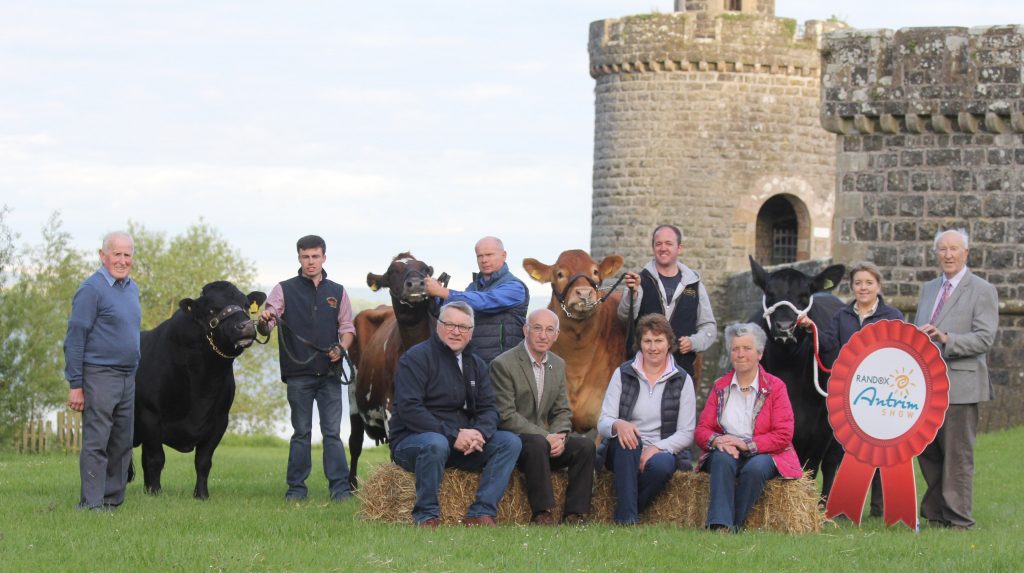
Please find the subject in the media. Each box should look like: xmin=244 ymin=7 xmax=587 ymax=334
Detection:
xmin=18 ymin=411 xmax=83 ymax=454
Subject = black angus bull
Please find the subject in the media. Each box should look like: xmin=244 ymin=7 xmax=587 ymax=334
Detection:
xmin=749 ymin=256 xmax=845 ymax=501
xmin=347 ymin=253 xmax=437 ymax=489
xmin=132 ymin=281 xmax=266 ymax=499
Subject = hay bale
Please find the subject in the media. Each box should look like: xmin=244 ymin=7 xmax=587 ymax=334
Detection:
xmin=590 ymin=472 xmax=821 ymax=532
xmin=360 ymin=464 xmax=822 ymax=532
xmin=359 ymin=464 xmax=542 ymax=525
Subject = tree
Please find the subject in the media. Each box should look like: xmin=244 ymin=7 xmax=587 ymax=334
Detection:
xmin=0 ymin=210 xmax=90 ymax=443
xmin=127 ymin=220 xmax=287 ymax=435
xmin=0 ymin=215 xmax=287 ymax=446
xmin=129 ymin=220 xmax=257 ymax=329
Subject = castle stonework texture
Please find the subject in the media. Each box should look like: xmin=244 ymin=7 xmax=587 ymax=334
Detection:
xmin=821 ymin=26 xmax=1024 ymax=431
xmin=588 ymin=3 xmax=843 ymax=386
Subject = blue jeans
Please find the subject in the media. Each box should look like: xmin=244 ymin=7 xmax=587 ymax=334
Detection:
xmin=604 ymin=440 xmax=677 ymax=524
xmin=392 ymin=431 xmax=522 ymax=524
xmin=704 ymin=451 xmax=778 ymax=530
xmin=286 ymin=375 xmax=350 ymax=500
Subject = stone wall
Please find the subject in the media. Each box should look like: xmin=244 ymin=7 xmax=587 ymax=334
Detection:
xmin=588 ymin=11 xmax=842 ymax=388
xmin=821 ymin=26 xmax=1024 ymax=431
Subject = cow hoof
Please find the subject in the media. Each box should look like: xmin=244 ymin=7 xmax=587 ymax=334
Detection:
xmin=144 ymin=487 xmax=162 ymax=496
xmin=194 ymin=491 xmax=210 ymax=500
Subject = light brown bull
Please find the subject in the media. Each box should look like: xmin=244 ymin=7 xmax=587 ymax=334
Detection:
xmin=522 ymin=250 xmax=626 ymax=433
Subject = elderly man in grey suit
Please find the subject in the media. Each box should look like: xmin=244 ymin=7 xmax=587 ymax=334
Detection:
xmin=916 ymin=228 xmax=998 ymax=530
xmin=490 ymin=308 xmax=595 ymax=525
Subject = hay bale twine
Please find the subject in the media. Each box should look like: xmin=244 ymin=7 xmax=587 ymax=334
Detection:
xmin=360 ymin=464 xmax=822 ymax=532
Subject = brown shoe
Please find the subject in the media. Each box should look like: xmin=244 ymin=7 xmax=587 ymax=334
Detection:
xmin=463 ymin=515 xmax=497 ymax=527
xmin=417 ymin=518 xmax=439 ymax=529
xmin=531 ymin=511 xmax=554 ymax=526
xmin=562 ymin=513 xmax=586 ymax=525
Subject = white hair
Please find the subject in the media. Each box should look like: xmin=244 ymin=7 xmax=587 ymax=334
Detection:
xmin=724 ymin=322 xmax=767 ymax=354
xmin=101 ymin=231 xmax=133 ymax=252
xmin=933 ymin=228 xmax=969 ymax=251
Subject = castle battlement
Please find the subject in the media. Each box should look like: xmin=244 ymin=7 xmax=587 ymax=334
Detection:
xmin=821 ymin=26 xmax=1024 ymax=135
xmin=589 ymin=13 xmax=844 ymax=79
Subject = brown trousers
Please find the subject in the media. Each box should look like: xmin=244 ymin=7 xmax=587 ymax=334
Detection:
xmin=919 ymin=403 xmax=979 ymax=528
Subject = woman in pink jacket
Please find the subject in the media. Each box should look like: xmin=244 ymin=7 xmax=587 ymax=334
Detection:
xmin=695 ymin=322 xmax=802 ymax=532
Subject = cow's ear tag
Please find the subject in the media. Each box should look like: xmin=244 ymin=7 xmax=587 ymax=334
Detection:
xmin=369 ymin=282 xmax=380 ymax=292
xmin=823 ymin=279 xmax=834 ymax=290
xmin=528 ymin=270 xmax=543 ymax=281
xmin=249 ymin=301 xmax=259 ymax=315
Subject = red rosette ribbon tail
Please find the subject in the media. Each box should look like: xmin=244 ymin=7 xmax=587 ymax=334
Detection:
xmin=880 ymin=462 xmax=918 ymax=529
xmin=825 ymin=456 xmax=874 ymax=525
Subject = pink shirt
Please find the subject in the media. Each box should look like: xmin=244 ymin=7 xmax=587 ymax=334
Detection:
xmin=263 ymin=280 xmax=355 ymax=339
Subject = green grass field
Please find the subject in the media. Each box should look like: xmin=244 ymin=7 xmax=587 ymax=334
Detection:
xmin=1 ymin=428 xmax=1021 ymax=572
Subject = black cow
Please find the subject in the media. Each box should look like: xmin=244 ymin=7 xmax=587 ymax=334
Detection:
xmin=346 ymin=253 xmax=435 ymax=489
xmin=749 ymin=256 xmax=845 ymax=501
xmin=133 ymin=281 xmax=266 ymax=499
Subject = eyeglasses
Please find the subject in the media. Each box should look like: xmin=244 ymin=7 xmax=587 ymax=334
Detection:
xmin=527 ymin=325 xmax=558 ymax=336
xmin=439 ymin=319 xmax=473 ymax=334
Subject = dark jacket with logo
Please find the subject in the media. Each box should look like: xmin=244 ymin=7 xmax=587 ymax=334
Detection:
xmin=389 ymin=334 xmax=499 ymax=451
xmin=277 ymin=270 xmax=345 ymax=380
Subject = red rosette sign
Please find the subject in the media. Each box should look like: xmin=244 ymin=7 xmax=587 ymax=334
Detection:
xmin=824 ymin=320 xmax=949 ymax=530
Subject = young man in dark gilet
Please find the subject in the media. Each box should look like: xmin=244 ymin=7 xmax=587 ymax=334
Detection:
xmin=617 ymin=225 xmax=717 ymax=379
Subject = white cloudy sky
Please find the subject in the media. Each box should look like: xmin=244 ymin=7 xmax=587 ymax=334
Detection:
xmin=3 ymin=0 xmax=1020 ymax=302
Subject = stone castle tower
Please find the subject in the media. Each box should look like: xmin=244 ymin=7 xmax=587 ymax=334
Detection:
xmin=588 ymin=1 xmax=845 ymax=318
xmin=821 ymin=26 xmax=1024 ymax=430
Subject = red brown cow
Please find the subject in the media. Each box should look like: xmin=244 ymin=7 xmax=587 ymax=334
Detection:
xmin=522 ymin=250 xmax=625 ymax=432
xmin=347 ymin=253 xmax=437 ymax=488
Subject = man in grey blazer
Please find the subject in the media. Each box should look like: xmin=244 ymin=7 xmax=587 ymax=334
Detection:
xmin=490 ymin=308 xmax=595 ymax=525
xmin=915 ymin=228 xmax=999 ymax=529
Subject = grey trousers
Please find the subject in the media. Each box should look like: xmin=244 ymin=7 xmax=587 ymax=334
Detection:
xmin=80 ymin=365 xmax=135 ymax=508
xmin=919 ymin=403 xmax=978 ymax=528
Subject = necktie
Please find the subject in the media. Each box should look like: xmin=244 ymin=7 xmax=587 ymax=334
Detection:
xmin=533 ymin=362 xmax=545 ymax=405
xmin=929 ymin=281 xmax=952 ymax=325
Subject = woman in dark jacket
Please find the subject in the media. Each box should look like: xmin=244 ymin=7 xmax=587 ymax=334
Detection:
xmin=815 ymin=261 xmax=904 ymax=359
xmin=801 ymin=260 xmax=904 ymax=517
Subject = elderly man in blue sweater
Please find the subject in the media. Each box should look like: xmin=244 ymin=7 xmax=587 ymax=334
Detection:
xmin=63 ymin=231 xmax=142 ymax=511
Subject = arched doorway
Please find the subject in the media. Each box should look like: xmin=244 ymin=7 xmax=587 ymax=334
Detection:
xmin=755 ymin=194 xmax=810 ymax=266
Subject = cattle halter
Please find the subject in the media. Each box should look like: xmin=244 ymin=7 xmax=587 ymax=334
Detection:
xmin=204 ymin=305 xmax=251 ymax=359
xmin=556 ymin=272 xmax=627 ymax=320
xmin=761 ymin=294 xmax=814 ymax=329
xmin=761 ymin=294 xmax=831 ymax=398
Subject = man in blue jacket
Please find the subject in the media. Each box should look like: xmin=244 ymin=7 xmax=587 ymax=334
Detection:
xmin=64 ymin=231 xmax=141 ymax=511
xmin=389 ymin=301 xmax=522 ymax=527
xmin=424 ymin=236 xmax=529 ymax=363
